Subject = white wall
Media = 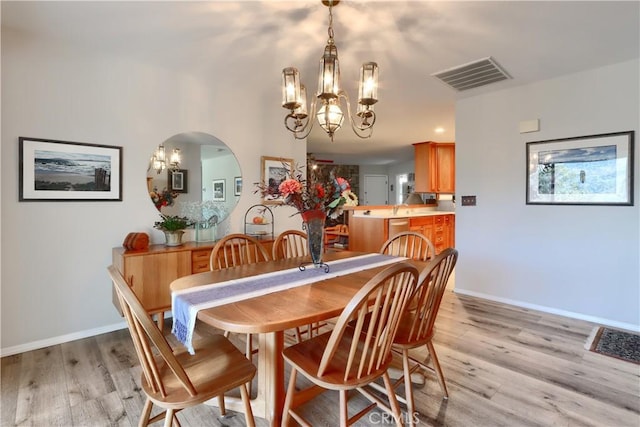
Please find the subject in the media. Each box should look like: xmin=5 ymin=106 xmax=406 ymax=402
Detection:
xmin=455 ymin=59 xmax=640 ymax=330
xmin=1 ymin=28 xmax=305 ymax=354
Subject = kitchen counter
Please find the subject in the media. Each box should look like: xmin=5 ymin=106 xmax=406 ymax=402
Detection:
xmin=352 ymin=209 xmax=455 ymax=219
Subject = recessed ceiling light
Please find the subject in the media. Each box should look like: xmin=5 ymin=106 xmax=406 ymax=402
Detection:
xmin=435 ymin=127 xmax=445 ymax=133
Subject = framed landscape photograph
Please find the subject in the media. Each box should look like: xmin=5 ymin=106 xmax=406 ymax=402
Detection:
xmin=526 ymin=131 xmax=634 ymax=205
xmin=234 ymin=176 xmax=242 ymax=196
xmin=260 ymin=156 xmax=293 ymax=204
xmin=19 ymin=136 xmax=122 ymax=201
xmin=168 ymin=169 xmax=188 ymax=193
xmin=212 ymin=179 xmax=225 ymax=201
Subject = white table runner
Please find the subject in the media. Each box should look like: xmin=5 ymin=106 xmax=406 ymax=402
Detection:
xmin=172 ymin=253 xmax=405 ymax=354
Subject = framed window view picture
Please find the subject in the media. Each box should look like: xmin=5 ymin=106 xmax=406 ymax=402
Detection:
xmin=526 ymin=131 xmax=634 ymax=206
xmin=168 ymin=169 xmax=188 ymax=193
xmin=19 ymin=136 xmax=123 ymax=201
xmin=260 ymin=156 xmax=293 ymax=204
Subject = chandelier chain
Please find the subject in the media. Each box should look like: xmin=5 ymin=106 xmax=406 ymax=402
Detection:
xmin=327 ymin=4 xmax=334 ymax=43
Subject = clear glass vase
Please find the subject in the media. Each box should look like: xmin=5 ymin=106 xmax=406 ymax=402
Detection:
xmin=302 ymin=209 xmax=325 ymax=267
xmin=195 ymin=221 xmax=216 ymax=242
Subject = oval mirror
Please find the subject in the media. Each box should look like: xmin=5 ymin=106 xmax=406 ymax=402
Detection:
xmin=147 ymin=132 xmax=241 ymax=236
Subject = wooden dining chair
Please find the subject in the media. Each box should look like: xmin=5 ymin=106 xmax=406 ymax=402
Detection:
xmin=380 ymin=231 xmax=436 ymax=262
xmin=272 ymin=229 xmax=308 ymax=261
xmin=209 ymin=233 xmax=272 ymax=360
xmin=376 ymin=248 xmax=458 ymax=426
xmin=209 ymin=233 xmax=271 ymax=271
xmin=107 ymin=265 xmax=256 ymax=427
xmin=281 ymin=261 xmax=419 ymax=427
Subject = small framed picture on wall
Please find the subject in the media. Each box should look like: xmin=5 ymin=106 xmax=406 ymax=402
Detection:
xmin=234 ymin=176 xmax=242 ymax=196
xmin=169 ymin=169 xmax=188 ymax=193
xmin=212 ymin=179 xmax=225 ymax=201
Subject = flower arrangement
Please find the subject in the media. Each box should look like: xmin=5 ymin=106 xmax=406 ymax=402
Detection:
xmin=149 ymin=187 xmax=179 ymax=210
xmin=256 ymin=163 xmax=358 ymax=219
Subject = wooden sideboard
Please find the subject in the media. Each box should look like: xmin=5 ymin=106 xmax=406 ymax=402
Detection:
xmin=112 ymin=239 xmax=274 ymax=326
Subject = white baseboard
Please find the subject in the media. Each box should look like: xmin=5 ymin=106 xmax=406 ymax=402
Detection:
xmin=1 ymin=321 xmax=127 ymax=358
xmin=453 ymin=288 xmax=640 ymax=333
xmin=3 ymin=290 xmax=638 ymax=357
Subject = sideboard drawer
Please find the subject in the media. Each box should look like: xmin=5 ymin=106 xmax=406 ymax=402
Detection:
xmin=191 ymin=249 xmax=212 ymax=273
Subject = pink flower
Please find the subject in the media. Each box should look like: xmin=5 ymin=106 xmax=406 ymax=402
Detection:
xmin=336 ymin=177 xmax=350 ymax=192
xmin=278 ymin=178 xmax=302 ymax=196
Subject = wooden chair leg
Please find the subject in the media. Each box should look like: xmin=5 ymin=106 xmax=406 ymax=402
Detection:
xmin=156 ymin=312 xmax=164 ymax=333
xmin=217 ymin=395 xmax=226 ymax=416
xmin=139 ymin=398 xmax=153 ymax=427
xmin=245 ymin=333 xmax=251 ymax=359
xmin=402 ymin=349 xmax=416 ymax=427
xmin=239 ymin=383 xmax=256 ymax=427
xmin=382 ymin=371 xmax=404 ymax=427
xmin=339 ymin=389 xmax=348 ymax=427
xmin=426 ymin=341 xmax=448 ymax=398
xmin=282 ymin=368 xmax=298 ymax=426
xmin=163 ymin=408 xmax=175 ymax=427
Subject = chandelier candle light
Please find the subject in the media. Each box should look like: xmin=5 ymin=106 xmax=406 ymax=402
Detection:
xmin=282 ymin=0 xmax=379 ymax=141
xmin=150 ymin=145 xmax=181 ymax=174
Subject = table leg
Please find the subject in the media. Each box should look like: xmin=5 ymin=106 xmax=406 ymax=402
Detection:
xmin=257 ymin=331 xmax=285 ymax=426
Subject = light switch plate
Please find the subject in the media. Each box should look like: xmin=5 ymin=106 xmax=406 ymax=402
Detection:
xmin=461 ymin=195 xmax=476 ymax=206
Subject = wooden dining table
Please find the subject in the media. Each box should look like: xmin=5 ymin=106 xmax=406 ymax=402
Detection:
xmin=169 ymin=250 xmax=427 ymax=426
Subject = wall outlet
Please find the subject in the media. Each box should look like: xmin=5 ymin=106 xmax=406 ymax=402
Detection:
xmin=461 ymin=195 xmax=477 ymax=206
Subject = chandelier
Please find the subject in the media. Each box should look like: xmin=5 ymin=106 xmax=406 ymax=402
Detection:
xmin=281 ymin=0 xmax=379 ymax=141
xmin=150 ymin=145 xmax=181 ymax=174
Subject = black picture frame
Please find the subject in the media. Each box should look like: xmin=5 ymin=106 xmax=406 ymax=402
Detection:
xmin=168 ymin=169 xmax=188 ymax=193
xmin=212 ymin=179 xmax=225 ymax=201
xmin=526 ymin=131 xmax=634 ymax=206
xmin=234 ymin=176 xmax=242 ymax=196
xmin=19 ymin=136 xmax=123 ymax=201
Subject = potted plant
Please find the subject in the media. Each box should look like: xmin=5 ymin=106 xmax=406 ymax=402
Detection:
xmin=154 ymin=214 xmax=193 ymax=246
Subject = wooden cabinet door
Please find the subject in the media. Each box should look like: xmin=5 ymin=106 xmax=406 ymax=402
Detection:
xmin=413 ymin=141 xmax=455 ymax=194
xmin=409 ymin=216 xmax=434 ymax=245
xmin=125 ymin=251 xmax=192 ymax=313
xmin=435 ymin=144 xmax=455 ymax=193
xmin=350 ymin=217 xmax=387 ymax=253
xmin=413 ymin=142 xmax=432 ymax=193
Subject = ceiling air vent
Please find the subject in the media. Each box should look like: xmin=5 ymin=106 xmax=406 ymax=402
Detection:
xmin=432 ymin=57 xmax=511 ymax=91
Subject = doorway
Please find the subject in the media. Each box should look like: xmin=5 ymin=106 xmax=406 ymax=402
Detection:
xmin=362 ymin=175 xmax=388 ymax=205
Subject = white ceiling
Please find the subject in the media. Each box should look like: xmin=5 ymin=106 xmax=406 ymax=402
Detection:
xmin=2 ymin=1 xmax=639 ymax=165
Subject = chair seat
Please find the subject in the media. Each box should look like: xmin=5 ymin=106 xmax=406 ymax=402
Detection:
xmin=283 ymin=328 xmax=394 ymax=390
xmin=143 ymin=334 xmax=256 ymax=408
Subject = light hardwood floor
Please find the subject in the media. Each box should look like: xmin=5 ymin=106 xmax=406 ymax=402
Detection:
xmin=2 ymin=291 xmax=639 ymax=426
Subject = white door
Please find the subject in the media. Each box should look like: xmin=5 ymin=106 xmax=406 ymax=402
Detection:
xmin=363 ymin=175 xmax=388 ymax=205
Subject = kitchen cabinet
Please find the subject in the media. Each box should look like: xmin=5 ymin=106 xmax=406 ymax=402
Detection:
xmin=348 ymin=216 xmax=388 ymax=253
xmin=409 ymin=214 xmax=455 ymax=255
xmin=348 ymin=211 xmax=455 ymax=256
xmin=413 ymin=141 xmax=455 ymax=193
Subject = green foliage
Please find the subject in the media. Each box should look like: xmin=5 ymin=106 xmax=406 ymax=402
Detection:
xmin=154 ymin=214 xmax=193 ymax=231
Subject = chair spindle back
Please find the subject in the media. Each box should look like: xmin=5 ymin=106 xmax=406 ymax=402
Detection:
xmin=317 ymin=262 xmax=419 ymax=381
